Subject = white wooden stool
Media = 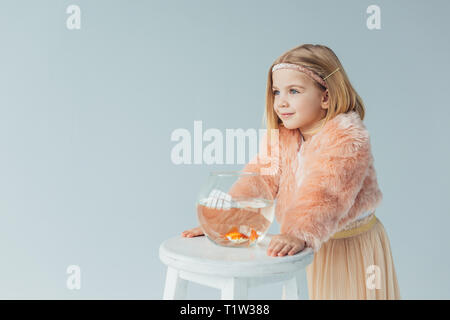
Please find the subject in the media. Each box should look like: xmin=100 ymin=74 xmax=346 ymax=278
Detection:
xmin=159 ymin=233 xmax=314 ymax=300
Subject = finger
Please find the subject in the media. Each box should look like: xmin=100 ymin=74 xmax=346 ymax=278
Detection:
xmin=287 ymin=245 xmax=301 ymax=255
xmin=278 ymin=244 xmax=293 ymax=256
xmin=267 ymin=240 xmax=279 ymax=254
xmin=187 ymin=230 xmax=204 ymax=237
xmin=270 ymin=243 xmax=284 ymax=256
xmin=182 ymin=227 xmax=200 ymax=237
xmin=289 ymin=242 xmax=306 ymax=255
xmin=190 ymin=228 xmax=202 ymax=235
xmin=267 ymin=245 xmax=275 ymax=255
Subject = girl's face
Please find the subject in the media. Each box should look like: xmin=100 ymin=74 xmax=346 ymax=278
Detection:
xmin=272 ymin=69 xmax=329 ymax=132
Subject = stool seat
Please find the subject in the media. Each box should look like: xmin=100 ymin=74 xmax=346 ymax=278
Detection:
xmin=159 ymin=233 xmax=314 ymax=300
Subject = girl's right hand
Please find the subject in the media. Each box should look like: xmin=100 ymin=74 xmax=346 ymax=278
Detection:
xmin=181 ymin=226 xmax=204 ymax=237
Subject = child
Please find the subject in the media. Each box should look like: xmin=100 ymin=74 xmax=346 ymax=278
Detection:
xmin=182 ymin=44 xmax=400 ymax=300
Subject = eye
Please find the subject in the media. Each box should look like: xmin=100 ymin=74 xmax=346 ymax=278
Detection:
xmin=273 ymin=90 xmax=279 ymax=95
xmin=290 ymin=88 xmax=300 ymax=94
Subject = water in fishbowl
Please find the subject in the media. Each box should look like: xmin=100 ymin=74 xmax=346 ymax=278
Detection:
xmin=197 ymin=196 xmax=275 ymax=248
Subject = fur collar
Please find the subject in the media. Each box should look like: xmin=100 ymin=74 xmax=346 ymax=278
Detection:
xmin=279 ymin=110 xmax=370 ymax=166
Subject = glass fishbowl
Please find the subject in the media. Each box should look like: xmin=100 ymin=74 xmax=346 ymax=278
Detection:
xmin=196 ymin=170 xmax=275 ymax=248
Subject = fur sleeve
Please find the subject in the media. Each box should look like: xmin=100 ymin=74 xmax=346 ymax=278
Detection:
xmin=280 ymin=131 xmax=371 ymax=252
xmin=228 ymin=129 xmax=281 ymax=201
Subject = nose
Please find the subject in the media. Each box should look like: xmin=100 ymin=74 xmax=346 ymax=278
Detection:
xmin=278 ymin=99 xmax=288 ymax=109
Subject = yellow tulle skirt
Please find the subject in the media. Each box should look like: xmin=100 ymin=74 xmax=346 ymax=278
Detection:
xmin=304 ymin=214 xmax=401 ymax=300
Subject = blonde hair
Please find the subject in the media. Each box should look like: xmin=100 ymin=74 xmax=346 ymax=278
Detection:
xmin=262 ymin=44 xmax=365 ymax=136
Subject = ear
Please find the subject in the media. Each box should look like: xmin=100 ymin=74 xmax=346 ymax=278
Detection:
xmin=320 ymin=89 xmax=330 ymax=110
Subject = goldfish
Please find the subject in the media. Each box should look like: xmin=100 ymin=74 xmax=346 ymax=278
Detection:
xmin=249 ymin=229 xmax=258 ymax=242
xmin=224 ymin=227 xmax=260 ymax=244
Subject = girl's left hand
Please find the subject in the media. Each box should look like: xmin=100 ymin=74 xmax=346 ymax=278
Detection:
xmin=267 ymin=234 xmax=306 ymax=257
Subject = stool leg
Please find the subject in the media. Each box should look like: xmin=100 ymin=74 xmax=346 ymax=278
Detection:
xmin=221 ymin=277 xmax=248 ymax=300
xmin=163 ymin=266 xmax=188 ymax=300
xmin=282 ymin=268 xmax=309 ymax=300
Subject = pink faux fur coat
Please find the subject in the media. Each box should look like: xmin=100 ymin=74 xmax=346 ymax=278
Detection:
xmin=232 ymin=110 xmax=383 ymax=253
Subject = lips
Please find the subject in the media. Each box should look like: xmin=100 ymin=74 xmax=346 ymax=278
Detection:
xmin=280 ymin=112 xmax=295 ymax=118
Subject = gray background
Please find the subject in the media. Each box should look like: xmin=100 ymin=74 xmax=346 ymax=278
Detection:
xmin=0 ymin=0 xmax=448 ymax=299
